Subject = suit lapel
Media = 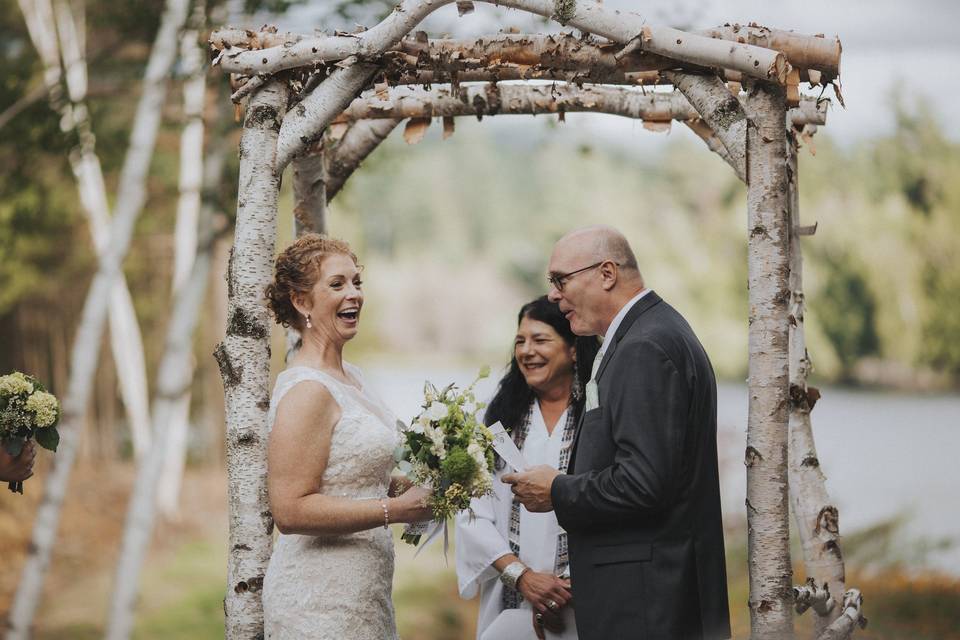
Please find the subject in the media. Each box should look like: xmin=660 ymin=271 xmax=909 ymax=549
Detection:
xmin=594 ymin=291 xmax=662 ymax=382
xmin=568 ymin=291 xmax=662 ymax=472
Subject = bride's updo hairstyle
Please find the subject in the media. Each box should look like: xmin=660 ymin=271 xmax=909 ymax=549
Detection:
xmin=265 ymin=233 xmax=359 ymax=330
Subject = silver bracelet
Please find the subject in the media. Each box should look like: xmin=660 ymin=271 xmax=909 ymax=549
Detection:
xmin=499 ymin=561 xmax=529 ymax=590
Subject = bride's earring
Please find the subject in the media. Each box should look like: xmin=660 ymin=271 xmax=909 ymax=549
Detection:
xmin=305 ymin=313 xmax=312 ymax=329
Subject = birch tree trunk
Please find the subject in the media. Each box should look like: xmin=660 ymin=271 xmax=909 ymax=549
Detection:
xmin=157 ymin=0 xmax=208 ymax=519
xmin=214 ymin=80 xmax=288 ymax=639
xmin=105 ymin=204 xmax=217 ymax=640
xmin=787 ymin=129 xmax=846 ymax=636
xmin=5 ymin=1 xmax=191 ymax=636
xmin=18 ymin=0 xmax=153 ymax=459
xmin=744 ymin=79 xmax=794 ymax=640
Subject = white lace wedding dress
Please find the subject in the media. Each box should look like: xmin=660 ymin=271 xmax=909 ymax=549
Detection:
xmin=262 ymin=364 xmax=401 ymax=639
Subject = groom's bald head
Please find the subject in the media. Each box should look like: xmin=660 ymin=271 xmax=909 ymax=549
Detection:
xmin=547 ymin=225 xmax=645 ymax=336
xmin=556 ymin=225 xmax=642 ymax=281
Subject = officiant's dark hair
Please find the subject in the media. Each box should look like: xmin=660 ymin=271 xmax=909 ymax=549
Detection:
xmin=484 ymin=296 xmax=599 ymax=440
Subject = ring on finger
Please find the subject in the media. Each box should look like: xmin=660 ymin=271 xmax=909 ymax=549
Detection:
xmin=535 ymin=613 xmax=544 ymax=625
xmin=547 ymin=599 xmax=559 ymax=611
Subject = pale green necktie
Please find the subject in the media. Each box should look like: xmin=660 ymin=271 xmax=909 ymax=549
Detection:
xmin=584 ymin=348 xmax=604 ymax=411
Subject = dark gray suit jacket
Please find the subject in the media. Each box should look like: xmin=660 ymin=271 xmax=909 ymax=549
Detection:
xmin=551 ymin=292 xmax=731 ymax=640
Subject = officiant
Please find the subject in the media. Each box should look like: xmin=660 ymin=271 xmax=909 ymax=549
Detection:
xmin=455 ymin=296 xmax=599 ymax=639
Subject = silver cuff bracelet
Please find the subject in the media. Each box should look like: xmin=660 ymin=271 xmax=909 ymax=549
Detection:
xmin=499 ymin=561 xmax=529 ymax=590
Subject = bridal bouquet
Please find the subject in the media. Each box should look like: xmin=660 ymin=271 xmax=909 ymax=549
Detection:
xmin=396 ymin=366 xmax=496 ymax=546
xmin=0 ymin=371 xmax=60 ymax=493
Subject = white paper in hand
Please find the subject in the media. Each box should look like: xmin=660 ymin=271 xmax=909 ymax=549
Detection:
xmin=488 ymin=421 xmax=527 ymax=472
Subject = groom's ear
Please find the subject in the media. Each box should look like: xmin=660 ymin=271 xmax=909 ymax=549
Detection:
xmin=599 ymin=261 xmax=618 ymax=291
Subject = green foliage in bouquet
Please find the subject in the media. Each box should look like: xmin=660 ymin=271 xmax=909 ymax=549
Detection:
xmin=0 ymin=371 xmax=61 ymax=493
xmin=396 ymin=367 xmax=496 ymax=545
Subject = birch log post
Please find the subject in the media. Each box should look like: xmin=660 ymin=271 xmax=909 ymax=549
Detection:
xmin=292 ymin=151 xmax=327 ymax=235
xmin=214 ymin=79 xmax=288 ymax=639
xmin=285 ymin=150 xmax=327 ymax=361
xmin=18 ymin=0 xmax=153 ymax=459
xmin=157 ymin=0 xmax=208 ymax=519
xmin=5 ymin=0 xmax=191 ymax=636
xmin=744 ymin=78 xmax=795 ymax=640
xmin=786 ymin=128 xmax=847 ymax=636
xmin=105 ymin=206 xmax=218 ymax=640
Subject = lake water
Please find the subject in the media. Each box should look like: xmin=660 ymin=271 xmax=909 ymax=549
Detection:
xmin=363 ymin=363 xmax=960 ymax=574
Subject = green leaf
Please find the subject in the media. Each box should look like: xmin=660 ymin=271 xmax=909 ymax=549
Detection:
xmin=35 ymin=427 xmax=59 ymax=452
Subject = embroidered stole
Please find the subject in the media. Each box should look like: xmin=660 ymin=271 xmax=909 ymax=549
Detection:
xmin=502 ymin=403 xmax=577 ymax=609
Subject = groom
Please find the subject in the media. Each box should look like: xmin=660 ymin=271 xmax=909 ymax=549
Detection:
xmin=504 ymin=226 xmax=731 ymax=640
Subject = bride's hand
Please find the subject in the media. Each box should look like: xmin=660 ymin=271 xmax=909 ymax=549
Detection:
xmin=390 ymin=485 xmax=434 ymax=523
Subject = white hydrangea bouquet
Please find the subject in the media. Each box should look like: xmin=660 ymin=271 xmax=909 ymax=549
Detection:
xmin=0 ymin=371 xmax=60 ymax=494
xmin=395 ymin=366 xmax=496 ymax=547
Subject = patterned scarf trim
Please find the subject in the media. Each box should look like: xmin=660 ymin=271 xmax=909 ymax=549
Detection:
xmin=502 ymin=403 xmax=577 ymax=609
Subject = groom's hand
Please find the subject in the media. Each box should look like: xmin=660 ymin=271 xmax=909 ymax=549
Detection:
xmin=502 ymin=465 xmax=560 ymax=512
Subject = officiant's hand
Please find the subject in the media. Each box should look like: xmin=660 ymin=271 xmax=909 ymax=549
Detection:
xmin=531 ymin=604 xmax=567 ymax=639
xmin=518 ymin=570 xmax=572 ymax=616
xmin=502 ymin=465 xmax=560 ymax=512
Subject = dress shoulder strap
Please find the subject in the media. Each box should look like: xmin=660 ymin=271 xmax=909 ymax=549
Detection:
xmin=267 ymin=367 xmax=348 ymax=431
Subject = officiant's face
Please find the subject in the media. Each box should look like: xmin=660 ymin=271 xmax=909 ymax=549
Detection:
xmin=303 ymin=253 xmax=364 ymax=343
xmin=515 ymin=317 xmax=576 ymax=395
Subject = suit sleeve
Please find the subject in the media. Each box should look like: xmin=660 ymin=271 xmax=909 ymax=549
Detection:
xmin=551 ymin=339 xmax=689 ymax=529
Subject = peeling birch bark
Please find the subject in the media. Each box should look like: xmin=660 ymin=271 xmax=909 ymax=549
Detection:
xmin=744 ymin=79 xmax=794 ymax=640
xmin=216 ymin=79 xmax=288 ymax=640
xmin=786 ymin=129 xmax=846 ymax=636
xmin=5 ymin=1 xmax=192 ymax=636
xmin=213 ymin=1 xmax=786 ymax=82
xmin=664 ymin=71 xmax=747 ymax=182
xmin=19 ymin=0 xmax=153 ymax=460
xmin=325 ymin=118 xmax=400 ymax=202
xmin=105 ymin=207 xmax=217 ymax=640
xmin=157 ymin=1 xmax=208 ymax=519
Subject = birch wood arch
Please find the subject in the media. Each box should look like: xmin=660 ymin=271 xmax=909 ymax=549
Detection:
xmin=208 ymin=3 xmax=860 ymax=639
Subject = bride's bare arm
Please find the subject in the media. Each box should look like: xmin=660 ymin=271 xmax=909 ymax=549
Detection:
xmin=268 ymin=381 xmax=431 ymax=535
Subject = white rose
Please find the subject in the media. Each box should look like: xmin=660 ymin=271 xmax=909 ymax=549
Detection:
xmin=425 ymin=401 xmax=449 ymax=421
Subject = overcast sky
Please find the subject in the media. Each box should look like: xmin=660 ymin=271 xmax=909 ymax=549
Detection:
xmin=276 ymin=0 xmax=960 ymax=146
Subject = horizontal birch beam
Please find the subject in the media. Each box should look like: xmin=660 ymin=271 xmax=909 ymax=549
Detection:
xmin=699 ymin=23 xmax=841 ymax=82
xmin=335 ymin=83 xmax=695 ymax=121
xmin=333 ymin=83 xmax=827 ymax=127
xmin=210 ymin=0 xmax=787 ymax=82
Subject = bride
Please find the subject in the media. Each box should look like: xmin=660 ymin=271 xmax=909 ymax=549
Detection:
xmin=261 ymin=234 xmax=432 ymax=639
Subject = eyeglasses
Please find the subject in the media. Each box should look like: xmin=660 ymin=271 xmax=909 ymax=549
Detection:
xmin=548 ymin=261 xmax=617 ymax=292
